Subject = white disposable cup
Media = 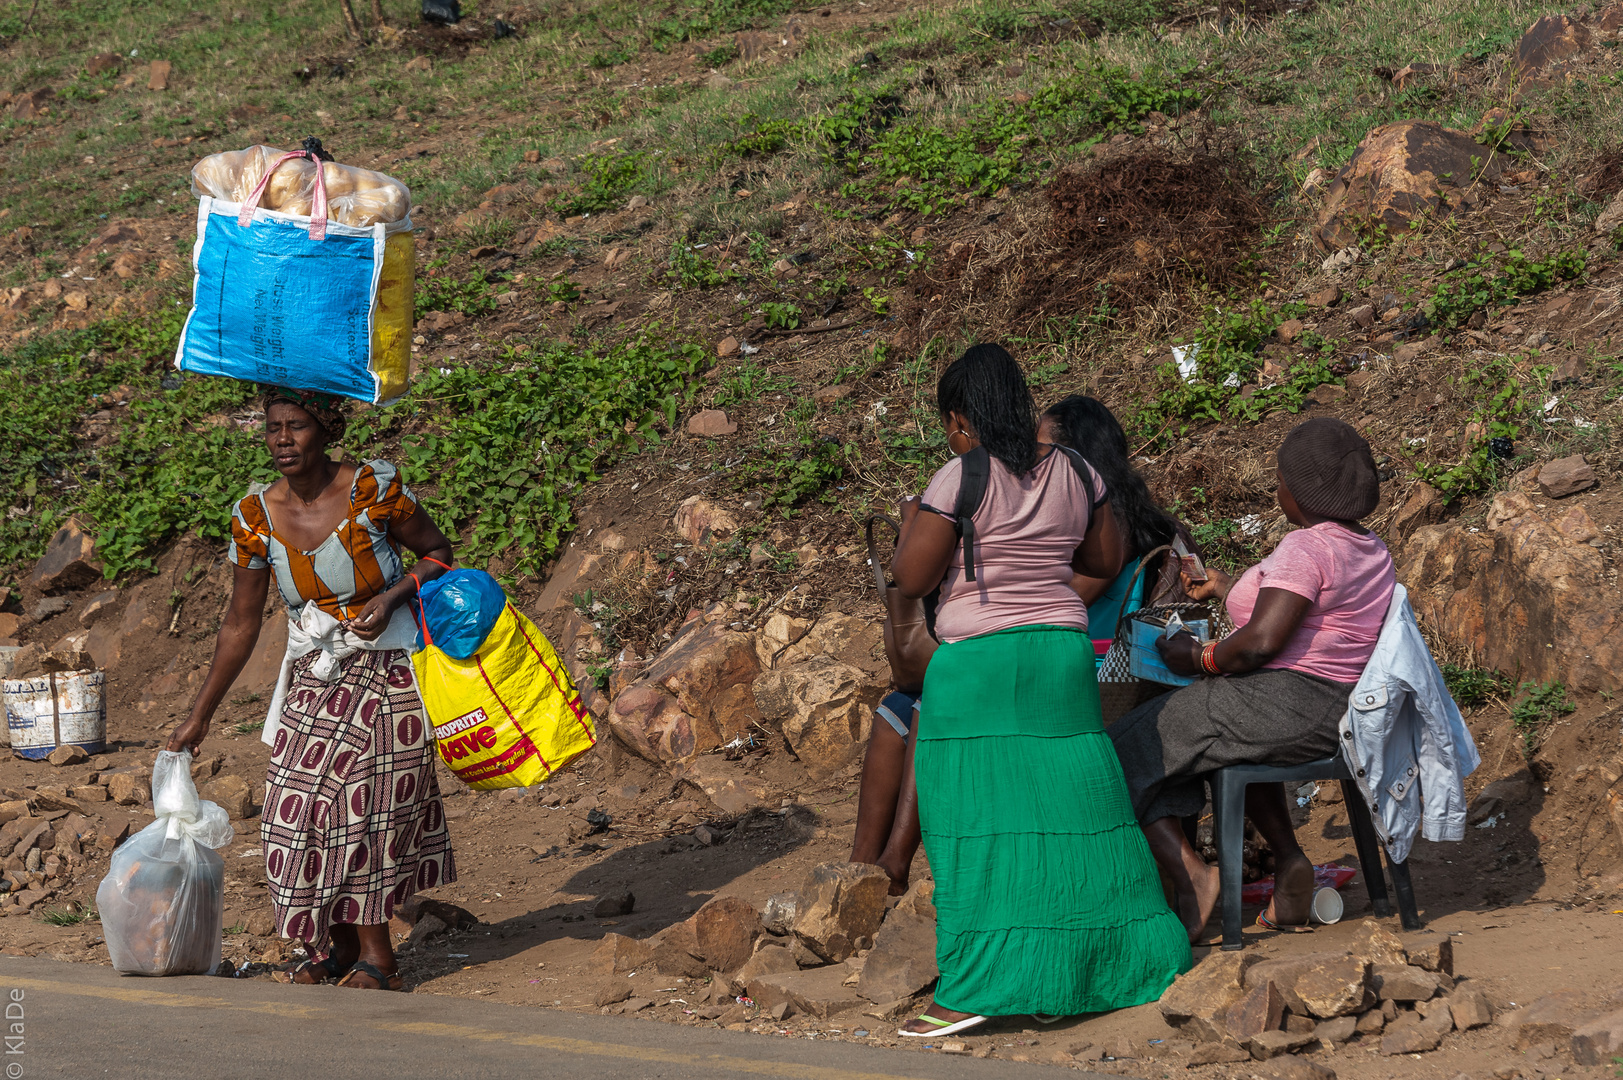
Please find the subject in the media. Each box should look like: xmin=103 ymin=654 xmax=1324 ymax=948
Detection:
xmin=1310 ymin=886 xmax=1344 ymax=924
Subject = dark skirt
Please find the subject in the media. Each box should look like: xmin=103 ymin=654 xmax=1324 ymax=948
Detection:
xmin=1106 ymin=668 xmax=1353 ymax=825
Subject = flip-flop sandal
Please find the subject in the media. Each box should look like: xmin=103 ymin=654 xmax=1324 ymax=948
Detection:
xmin=1256 ymin=910 xmax=1313 ymax=934
xmin=336 ymin=960 xmax=405 ymax=991
xmin=277 ymin=956 xmax=351 ymax=985
xmin=898 ymin=1013 xmax=987 ymax=1038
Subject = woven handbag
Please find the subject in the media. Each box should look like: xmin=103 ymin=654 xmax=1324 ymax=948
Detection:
xmin=1096 ymin=545 xmax=1234 ymax=724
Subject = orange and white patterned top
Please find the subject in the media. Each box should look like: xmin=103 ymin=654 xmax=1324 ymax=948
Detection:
xmin=228 ymin=459 xmax=421 ymax=621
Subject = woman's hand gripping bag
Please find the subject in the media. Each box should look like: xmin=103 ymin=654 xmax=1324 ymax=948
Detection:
xmin=412 ymin=570 xmax=597 ymax=789
xmin=96 ymin=751 xmax=234 ymax=975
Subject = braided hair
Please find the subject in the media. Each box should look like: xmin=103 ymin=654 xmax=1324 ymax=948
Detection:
xmin=1043 ymin=394 xmax=1177 ymax=559
xmin=936 ymin=344 xmax=1039 ymax=475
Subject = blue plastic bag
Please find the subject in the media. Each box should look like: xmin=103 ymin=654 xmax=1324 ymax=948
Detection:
xmin=417 ymin=569 xmax=508 ymax=659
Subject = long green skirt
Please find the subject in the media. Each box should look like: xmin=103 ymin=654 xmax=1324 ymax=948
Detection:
xmin=916 ymin=625 xmax=1190 ymax=1017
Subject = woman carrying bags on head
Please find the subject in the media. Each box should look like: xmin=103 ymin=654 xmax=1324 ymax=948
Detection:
xmin=889 ymin=345 xmax=1189 ymax=1037
xmin=167 ymin=387 xmax=458 ymax=992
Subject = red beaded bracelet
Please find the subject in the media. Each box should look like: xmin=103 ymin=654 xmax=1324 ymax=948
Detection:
xmin=1201 ymin=640 xmax=1222 ymax=676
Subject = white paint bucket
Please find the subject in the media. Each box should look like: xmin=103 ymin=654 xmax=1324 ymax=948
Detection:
xmin=3 ymin=669 xmax=107 ymax=759
xmin=1310 ymin=886 xmax=1344 ymax=925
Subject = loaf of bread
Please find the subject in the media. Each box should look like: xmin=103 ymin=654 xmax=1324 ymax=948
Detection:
xmin=191 ymin=145 xmax=411 ymax=226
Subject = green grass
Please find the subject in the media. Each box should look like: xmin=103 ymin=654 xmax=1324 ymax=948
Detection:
xmin=40 ymin=905 xmax=97 ymax=926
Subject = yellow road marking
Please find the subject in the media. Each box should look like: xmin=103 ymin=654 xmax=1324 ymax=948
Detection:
xmin=8 ymin=977 xmax=930 ymax=1080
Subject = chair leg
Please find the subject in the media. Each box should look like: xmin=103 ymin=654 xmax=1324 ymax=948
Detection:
xmin=1340 ymin=779 xmax=1392 ymax=918
xmin=1213 ymin=771 xmax=1248 ymax=951
xmin=1388 ymin=858 xmax=1422 ymax=931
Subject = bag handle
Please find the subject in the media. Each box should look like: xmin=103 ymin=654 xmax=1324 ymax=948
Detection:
xmin=408 ymin=556 xmax=457 ymax=648
xmin=236 ymin=150 xmax=330 ymax=241
xmin=864 ymin=515 xmax=899 ymax=597
xmin=1111 ymin=544 xmax=1173 ymax=646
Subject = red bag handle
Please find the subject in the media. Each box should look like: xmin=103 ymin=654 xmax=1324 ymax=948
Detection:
xmin=236 ymin=150 xmax=330 ymax=241
xmin=409 ymin=556 xmax=456 ymax=649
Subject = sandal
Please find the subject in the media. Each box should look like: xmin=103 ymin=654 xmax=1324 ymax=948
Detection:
xmin=336 ymin=959 xmax=405 ymax=991
xmin=898 ymin=1013 xmax=987 ymax=1038
xmin=1256 ymin=910 xmax=1313 ymax=934
xmin=278 ymin=956 xmax=351 ymax=985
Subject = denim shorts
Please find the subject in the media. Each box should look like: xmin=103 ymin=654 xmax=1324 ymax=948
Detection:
xmin=876 ymin=691 xmax=920 ymax=741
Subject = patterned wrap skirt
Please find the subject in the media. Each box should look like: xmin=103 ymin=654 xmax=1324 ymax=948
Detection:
xmin=261 ymin=647 xmax=456 ymax=944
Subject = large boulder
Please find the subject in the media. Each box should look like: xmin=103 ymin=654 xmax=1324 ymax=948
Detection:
xmin=1573 ymin=1009 xmax=1623 ymax=1066
xmin=28 ymin=519 xmax=101 ymax=594
xmin=609 ymin=618 xmax=760 ymax=764
xmin=791 ymin=861 xmax=890 ymax=963
xmin=1159 ymin=951 xmax=1262 ymax=1042
xmin=856 ymin=907 xmax=938 ymax=1003
xmin=728 ymin=941 xmax=798 ymax=994
xmin=777 ymin=613 xmax=887 ymax=677
xmin=753 ymin=657 xmax=881 ymax=776
xmin=1401 ymin=492 xmax=1623 ymax=690
xmin=692 ymin=896 xmax=763 ymax=973
xmin=1516 ymin=14 xmax=1592 ymax=79
xmin=745 ymin=966 xmax=864 ymax=1020
xmin=1314 ymin=121 xmax=1500 ymax=252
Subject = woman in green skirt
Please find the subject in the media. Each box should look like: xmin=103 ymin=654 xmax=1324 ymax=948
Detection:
xmin=891 ymin=345 xmax=1190 ymax=1036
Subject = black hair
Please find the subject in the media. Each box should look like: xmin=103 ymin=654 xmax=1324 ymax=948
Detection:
xmin=936 ymin=343 xmax=1039 ymax=475
xmin=1043 ymin=394 xmax=1177 ymax=559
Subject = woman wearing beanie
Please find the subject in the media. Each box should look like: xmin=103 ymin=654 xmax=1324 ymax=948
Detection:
xmin=1107 ymin=417 xmax=1395 ymax=942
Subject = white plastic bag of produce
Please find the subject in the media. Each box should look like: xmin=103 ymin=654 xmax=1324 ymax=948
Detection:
xmin=96 ymin=751 xmax=234 ymax=976
xmin=189 ymin=144 xmax=412 ymax=227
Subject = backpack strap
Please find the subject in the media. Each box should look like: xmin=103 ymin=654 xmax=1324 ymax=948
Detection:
xmin=941 ymin=445 xmax=1100 ymax=583
xmin=954 ymin=447 xmax=991 ymax=582
xmin=1049 ymin=443 xmax=1102 ymax=511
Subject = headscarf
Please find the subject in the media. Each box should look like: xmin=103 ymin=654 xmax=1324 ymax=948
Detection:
xmin=261 ymin=386 xmax=348 ymax=443
xmin=1276 ymin=417 xmax=1380 ymax=522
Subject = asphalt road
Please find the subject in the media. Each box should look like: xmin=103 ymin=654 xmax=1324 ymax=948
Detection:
xmin=0 ymin=956 xmax=1105 ymax=1080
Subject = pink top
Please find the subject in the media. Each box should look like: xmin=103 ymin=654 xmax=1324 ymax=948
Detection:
xmin=920 ymin=448 xmax=1106 ymax=642
xmin=1224 ymin=522 xmax=1396 ymax=684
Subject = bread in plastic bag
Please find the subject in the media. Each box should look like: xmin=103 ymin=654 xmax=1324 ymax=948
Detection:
xmin=96 ymin=751 xmax=234 ymax=976
xmin=190 ymin=145 xmax=411 ymax=227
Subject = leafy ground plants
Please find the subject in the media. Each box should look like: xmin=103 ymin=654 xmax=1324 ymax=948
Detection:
xmin=369 ymin=331 xmax=707 ymax=575
xmin=1510 ymin=680 xmax=1576 ymax=757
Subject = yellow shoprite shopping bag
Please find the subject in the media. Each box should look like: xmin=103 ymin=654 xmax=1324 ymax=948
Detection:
xmin=412 ymin=603 xmax=596 ymax=789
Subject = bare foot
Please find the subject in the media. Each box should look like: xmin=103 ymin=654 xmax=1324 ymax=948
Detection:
xmin=1264 ymin=854 xmax=1315 ymax=927
xmin=1180 ymin=859 xmax=1221 ymax=944
xmin=900 ymin=1003 xmax=978 ymax=1034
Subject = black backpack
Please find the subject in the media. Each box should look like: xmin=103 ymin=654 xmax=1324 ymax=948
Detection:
xmin=924 ymin=444 xmax=1101 ymax=584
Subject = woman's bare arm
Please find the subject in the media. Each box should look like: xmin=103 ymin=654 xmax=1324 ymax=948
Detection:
xmin=166 ymin=564 xmax=270 ymax=754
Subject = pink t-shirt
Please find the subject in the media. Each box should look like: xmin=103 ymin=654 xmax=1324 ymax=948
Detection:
xmin=920 ymin=448 xmax=1106 ymax=642
xmin=1224 ymin=522 xmax=1396 ymax=684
